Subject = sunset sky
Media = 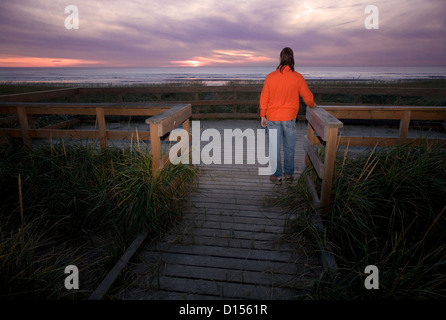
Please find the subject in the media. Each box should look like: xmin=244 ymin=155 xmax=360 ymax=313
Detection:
xmin=1 ymin=0 xmax=445 ymax=68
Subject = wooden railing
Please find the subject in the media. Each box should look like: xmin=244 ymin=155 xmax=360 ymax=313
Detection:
xmin=5 ymin=85 xmax=443 ymax=280
xmin=323 ymin=105 xmax=446 ymax=146
xmin=304 ymin=104 xmax=446 ymax=213
xmin=0 ymin=100 xmax=191 ymax=175
xmin=1 ymin=85 xmax=444 ymax=119
xmin=304 ymin=107 xmax=343 ymax=214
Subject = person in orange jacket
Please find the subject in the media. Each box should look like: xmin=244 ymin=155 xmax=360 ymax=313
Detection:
xmin=260 ymin=47 xmax=317 ymax=185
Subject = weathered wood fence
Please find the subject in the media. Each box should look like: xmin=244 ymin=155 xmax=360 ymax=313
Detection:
xmin=1 ymin=85 xmax=444 ymax=119
xmin=304 ymin=105 xmax=446 ymax=213
xmin=304 ymin=107 xmax=343 ymax=214
xmin=1 ymin=85 xmax=445 ymax=198
xmin=324 ymin=105 xmax=446 ymax=146
xmin=0 ymin=100 xmax=191 ymax=175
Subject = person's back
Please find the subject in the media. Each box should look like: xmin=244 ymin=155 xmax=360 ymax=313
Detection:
xmin=260 ymin=65 xmax=313 ymax=122
xmin=259 ymin=47 xmax=316 ymax=185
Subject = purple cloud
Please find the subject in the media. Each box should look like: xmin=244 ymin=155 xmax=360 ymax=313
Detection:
xmin=0 ymin=0 xmax=445 ymax=67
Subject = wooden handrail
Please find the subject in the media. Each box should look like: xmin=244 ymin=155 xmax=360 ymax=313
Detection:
xmin=304 ymin=104 xmax=446 ymax=214
xmin=0 ymin=101 xmax=192 ymax=175
xmin=322 ymin=105 xmax=446 ymax=146
xmin=1 ymin=85 xmax=444 ymax=120
xmin=0 ymin=87 xmax=80 ymax=102
xmin=304 ymin=107 xmax=343 ymax=214
xmin=145 ymin=104 xmax=192 ymax=174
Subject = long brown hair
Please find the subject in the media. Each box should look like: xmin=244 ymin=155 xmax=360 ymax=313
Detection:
xmin=277 ymin=47 xmax=295 ymax=72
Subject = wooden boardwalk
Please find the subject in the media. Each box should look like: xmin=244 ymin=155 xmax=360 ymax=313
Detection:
xmin=112 ymin=119 xmax=446 ymax=300
xmin=114 ymin=120 xmax=323 ymax=300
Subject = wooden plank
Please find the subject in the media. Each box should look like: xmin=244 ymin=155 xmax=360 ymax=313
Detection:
xmin=185 ymin=212 xmax=286 ymax=228
xmin=305 ymin=175 xmax=320 ymax=208
xmin=192 ymin=113 xmax=259 ymax=119
xmin=150 ymin=244 xmax=292 ymax=262
xmin=183 ymin=207 xmax=286 ymax=221
xmin=29 ymin=129 xmax=99 ymax=139
xmin=0 ymin=87 xmax=79 ymax=102
xmin=158 ymin=99 xmax=259 ymax=106
xmin=74 ymin=85 xmax=446 ymax=99
xmin=96 ymin=107 xmax=108 ymax=149
xmin=180 ymin=226 xmax=287 ymax=243
xmin=194 ymin=184 xmax=276 ymax=194
xmin=338 ymin=136 xmax=400 ymax=146
xmin=311 ymin=86 xmax=446 ymax=96
xmin=189 ymin=193 xmax=275 ymax=204
xmin=323 ymin=105 xmax=446 ymax=120
xmin=303 ymin=135 xmax=324 ymax=179
xmin=306 ymin=107 xmax=343 ymax=141
xmin=146 ymin=104 xmax=191 ymax=136
xmin=162 ymin=234 xmax=292 ymax=252
xmin=155 ymin=264 xmax=299 ymax=286
xmin=150 ymin=123 xmax=161 ymax=174
xmin=0 ymin=128 xmax=22 ymax=138
xmin=327 ymin=109 xmax=404 ymax=120
xmin=319 ymin=127 xmax=339 ymax=213
xmin=410 ymin=109 xmax=446 ymax=120
xmin=16 ymin=107 xmax=32 ymax=147
xmin=40 ymin=118 xmax=81 ymax=130
xmin=0 ymin=102 xmax=170 ymax=116
xmin=106 ymin=130 xmax=151 ymax=141
xmin=142 ymin=275 xmax=296 ymax=299
xmin=0 ymin=115 xmax=19 ymax=125
xmin=399 ymin=110 xmax=411 ymax=144
xmin=182 ymin=220 xmax=285 ymax=234
xmin=309 ymin=214 xmax=338 ymax=276
xmin=89 ymin=232 xmax=148 ymax=300
xmin=140 ymin=251 xmax=297 ymax=274
xmin=26 ymin=128 xmax=149 ymax=141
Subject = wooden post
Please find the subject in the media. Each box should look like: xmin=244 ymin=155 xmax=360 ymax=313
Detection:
xmin=305 ymin=123 xmax=315 ymax=166
xmin=17 ymin=106 xmax=32 ymax=147
xmin=233 ymin=89 xmax=237 ymax=115
xmin=182 ymin=118 xmax=191 ymax=164
xmin=398 ymin=110 xmax=411 ymax=144
xmin=319 ymin=127 xmax=339 ymax=214
xmin=305 ymin=107 xmax=343 ymax=214
xmin=96 ymin=107 xmax=108 ymax=150
xmin=150 ymin=123 xmax=161 ymax=176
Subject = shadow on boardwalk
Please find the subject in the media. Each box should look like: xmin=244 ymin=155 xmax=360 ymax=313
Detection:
xmin=113 ymin=120 xmax=323 ymax=300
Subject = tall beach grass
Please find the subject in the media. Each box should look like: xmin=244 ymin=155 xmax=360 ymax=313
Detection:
xmin=0 ymin=140 xmax=197 ymax=299
xmin=276 ymin=142 xmax=446 ymax=299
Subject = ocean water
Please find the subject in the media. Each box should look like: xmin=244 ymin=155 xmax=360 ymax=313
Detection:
xmin=1 ymin=66 xmax=446 ymax=85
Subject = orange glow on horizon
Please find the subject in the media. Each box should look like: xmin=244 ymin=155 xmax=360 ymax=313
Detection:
xmin=0 ymin=56 xmax=104 ymax=67
xmin=170 ymin=50 xmax=275 ymax=67
xmin=170 ymin=60 xmax=205 ymax=67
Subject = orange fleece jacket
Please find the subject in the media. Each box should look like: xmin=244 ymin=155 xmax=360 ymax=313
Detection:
xmin=260 ymin=66 xmax=315 ymax=121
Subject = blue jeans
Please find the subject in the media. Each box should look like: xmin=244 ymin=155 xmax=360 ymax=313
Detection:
xmin=267 ymin=119 xmax=297 ymax=177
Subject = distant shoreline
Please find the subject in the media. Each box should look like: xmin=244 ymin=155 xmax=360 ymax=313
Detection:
xmin=1 ymin=78 xmax=446 ymax=93
xmin=1 ymin=65 xmax=446 ymax=86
